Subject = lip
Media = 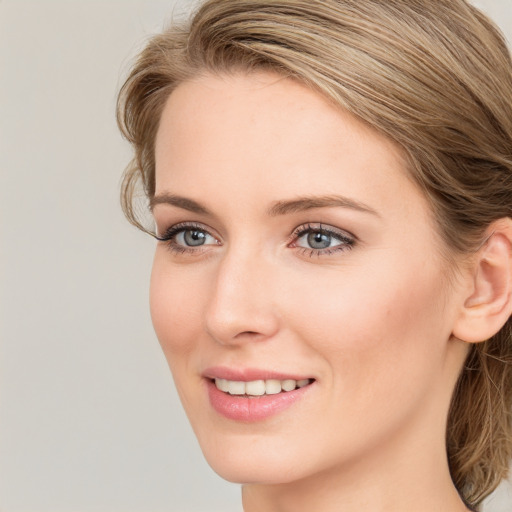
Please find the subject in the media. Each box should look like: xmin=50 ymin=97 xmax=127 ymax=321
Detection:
xmin=202 ymin=366 xmax=312 ymax=382
xmin=202 ymin=366 xmax=315 ymax=422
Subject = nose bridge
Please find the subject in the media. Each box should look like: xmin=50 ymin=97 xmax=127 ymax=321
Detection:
xmin=205 ymin=243 xmax=279 ymax=344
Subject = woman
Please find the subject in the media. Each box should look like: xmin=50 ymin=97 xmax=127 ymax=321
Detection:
xmin=117 ymin=1 xmax=512 ymax=510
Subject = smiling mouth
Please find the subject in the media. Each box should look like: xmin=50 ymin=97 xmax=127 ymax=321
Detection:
xmin=213 ymin=378 xmax=314 ymax=397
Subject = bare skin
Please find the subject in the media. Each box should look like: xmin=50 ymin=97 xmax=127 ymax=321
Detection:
xmin=149 ymin=71 xmax=501 ymax=512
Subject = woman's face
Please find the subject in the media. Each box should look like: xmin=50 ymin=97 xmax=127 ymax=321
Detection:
xmin=150 ymin=72 xmax=468 ymax=484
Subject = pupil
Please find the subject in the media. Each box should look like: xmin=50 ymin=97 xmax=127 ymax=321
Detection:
xmin=308 ymin=231 xmax=331 ymax=249
xmin=184 ymin=230 xmax=206 ymax=246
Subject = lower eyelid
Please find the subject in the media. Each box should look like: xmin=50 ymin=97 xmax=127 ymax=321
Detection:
xmin=294 ymin=243 xmax=354 ymax=259
xmin=157 ymin=222 xmax=355 ymax=258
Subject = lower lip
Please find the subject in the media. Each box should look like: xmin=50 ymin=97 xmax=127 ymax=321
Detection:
xmin=206 ymin=379 xmax=313 ymax=422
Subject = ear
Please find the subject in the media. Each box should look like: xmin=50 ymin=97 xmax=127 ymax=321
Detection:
xmin=452 ymin=218 xmax=512 ymax=343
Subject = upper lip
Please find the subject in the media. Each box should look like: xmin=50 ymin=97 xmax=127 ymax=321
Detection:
xmin=202 ymin=366 xmax=314 ymax=382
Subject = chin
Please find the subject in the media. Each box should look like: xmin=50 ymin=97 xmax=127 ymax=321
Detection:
xmin=207 ymin=456 xmax=302 ymax=485
xmin=195 ymin=431 xmax=307 ymax=484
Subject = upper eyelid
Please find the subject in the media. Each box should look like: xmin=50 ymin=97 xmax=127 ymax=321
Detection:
xmin=155 ymin=221 xmax=356 ymax=245
xmin=155 ymin=221 xmax=218 ymax=240
xmin=291 ymin=223 xmax=356 ymax=240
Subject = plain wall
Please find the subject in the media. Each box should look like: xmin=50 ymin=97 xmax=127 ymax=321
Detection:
xmin=0 ymin=1 xmax=511 ymax=511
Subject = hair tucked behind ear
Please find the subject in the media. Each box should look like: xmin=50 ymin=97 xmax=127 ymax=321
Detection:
xmin=117 ymin=0 xmax=512 ymax=506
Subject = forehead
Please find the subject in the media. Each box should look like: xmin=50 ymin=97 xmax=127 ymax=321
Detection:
xmin=154 ymin=71 xmax=426 ymax=222
xmin=156 ymin=71 xmax=397 ymax=152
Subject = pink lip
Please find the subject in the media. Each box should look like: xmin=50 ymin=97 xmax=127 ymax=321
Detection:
xmin=202 ymin=366 xmax=312 ymax=382
xmin=202 ymin=367 xmax=315 ymax=422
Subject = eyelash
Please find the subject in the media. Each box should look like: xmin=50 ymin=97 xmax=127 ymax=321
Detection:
xmin=155 ymin=222 xmax=356 ymax=258
xmin=289 ymin=223 xmax=355 ymax=257
xmin=155 ymin=222 xmax=217 ymax=255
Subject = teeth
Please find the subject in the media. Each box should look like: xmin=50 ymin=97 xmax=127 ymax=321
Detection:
xmin=216 ymin=379 xmax=230 ymax=392
xmin=282 ymin=379 xmax=296 ymax=392
xmin=265 ymin=379 xmax=282 ymax=395
xmin=214 ymin=378 xmax=312 ymax=396
xmin=228 ymin=381 xmax=245 ymax=395
xmin=245 ymin=380 xmax=265 ymax=396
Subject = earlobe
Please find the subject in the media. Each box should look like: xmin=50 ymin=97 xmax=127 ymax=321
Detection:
xmin=452 ymin=219 xmax=512 ymax=344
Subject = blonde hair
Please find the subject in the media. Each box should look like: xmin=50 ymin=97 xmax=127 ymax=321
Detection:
xmin=117 ymin=0 xmax=512 ymax=506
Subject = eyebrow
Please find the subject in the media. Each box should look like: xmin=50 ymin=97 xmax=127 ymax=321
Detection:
xmin=267 ymin=195 xmax=380 ymax=217
xmin=150 ymin=194 xmax=211 ymax=215
xmin=150 ymin=193 xmax=379 ymax=217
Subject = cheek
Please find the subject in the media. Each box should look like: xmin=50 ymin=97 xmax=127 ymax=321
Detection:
xmin=280 ymin=254 xmax=450 ymax=380
xmin=275 ymin=258 xmax=453 ymax=446
xmin=149 ymin=251 xmax=206 ymax=357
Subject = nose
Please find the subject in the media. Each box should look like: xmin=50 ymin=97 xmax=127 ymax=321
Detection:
xmin=204 ymin=249 xmax=280 ymax=346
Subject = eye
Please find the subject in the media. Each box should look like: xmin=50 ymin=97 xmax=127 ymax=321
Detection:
xmin=300 ymin=231 xmax=336 ymax=250
xmin=156 ymin=223 xmax=219 ymax=253
xmin=175 ymin=228 xmax=214 ymax=247
xmin=291 ymin=223 xmax=355 ymax=256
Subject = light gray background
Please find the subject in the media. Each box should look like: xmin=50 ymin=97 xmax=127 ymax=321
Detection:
xmin=0 ymin=1 xmax=511 ymax=511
